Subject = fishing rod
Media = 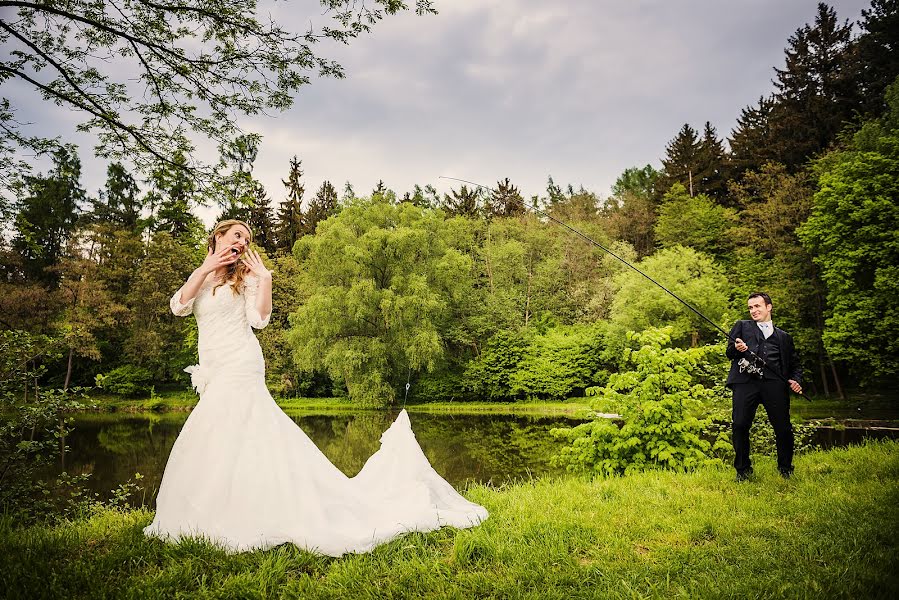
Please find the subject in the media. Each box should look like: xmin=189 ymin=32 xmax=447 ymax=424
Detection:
xmin=438 ymin=176 xmax=810 ymax=401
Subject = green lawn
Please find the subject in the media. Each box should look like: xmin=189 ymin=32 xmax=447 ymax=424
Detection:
xmin=2 ymin=441 xmax=896 ymax=599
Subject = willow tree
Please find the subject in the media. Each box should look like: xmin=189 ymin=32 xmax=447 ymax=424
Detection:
xmin=287 ymin=199 xmax=472 ymax=407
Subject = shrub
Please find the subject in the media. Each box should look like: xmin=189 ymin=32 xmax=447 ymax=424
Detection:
xmin=553 ymin=327 xmax=729 ymax=475
xmin=95 ymin=365 xmax=154 ymax=397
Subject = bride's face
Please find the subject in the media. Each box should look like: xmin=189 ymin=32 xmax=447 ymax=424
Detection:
xmin=216 ymin=224 xmax=252 ymax=257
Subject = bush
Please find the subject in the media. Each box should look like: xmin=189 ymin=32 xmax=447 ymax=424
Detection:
xmin=0 ymin=331 xmax=95 ymax=522
xmin=553 ymin=327 xmax=729 ymax=475
xmin=95 ymin=365 xmax=154 ymax=397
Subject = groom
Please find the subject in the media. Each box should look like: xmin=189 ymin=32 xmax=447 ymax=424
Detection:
xmin=725 ymin=292 xmax=803 ymax=481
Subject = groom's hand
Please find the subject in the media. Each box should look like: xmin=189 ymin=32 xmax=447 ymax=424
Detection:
xmin=788 ymin=379 xmax=802 ymax=394
xmin=734 ymin=338 xmax=748 ymax=352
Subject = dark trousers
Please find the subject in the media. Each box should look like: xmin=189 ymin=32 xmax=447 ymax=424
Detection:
xmin=731 ymin=380 xmax=794 ymax=474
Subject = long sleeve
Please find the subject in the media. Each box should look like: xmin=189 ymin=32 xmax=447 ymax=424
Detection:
xmin=243 ymin=275 xmax=271 ymax=329
xmin=725 ymin=321 xmax=744 ymax=360
xmin=170 ymin=286 xmax=195 ymax=317
xmin=788 ymin=336 xmax=802 ymax=383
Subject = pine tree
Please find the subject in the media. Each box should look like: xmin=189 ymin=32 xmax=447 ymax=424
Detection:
xmin=246 ymin=182 xmax=277 ymax=254
xmin=442 ymin=185 xmax=482 ymax=217
xmin=148 ymin=151 xmax=202 ymax=240
xmin=487 ymin=178 xmax=525 ymax=218
xmin=660 ymin=124 xmax=701 ymax=195
xmin=12 ymin=145 xmax=85 ymax=285
xmin=301 ymin=181 xmax=338 ymax=236
xmin=769 ymin=3 xmax=857 ymax=169
xmin=855 ymin=0 xmax=899 ymax=117
xmin=694 ymin=122 xmax=729 ymax=202
xmin=372 ymin=180 xmax=387 ymax=199
xmin=728 ymin=95 xmax=779 ymax=178
xmin=276 ymin=156 xmax=304 ymax=254
xmin=91 ymin=162 xmax=141 ymax=230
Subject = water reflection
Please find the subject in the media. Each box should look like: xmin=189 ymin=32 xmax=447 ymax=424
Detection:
xmin=60 ymin=411 xmax=899 ymax=505
xmin=64 ymin=411 xmax=579 ymax=504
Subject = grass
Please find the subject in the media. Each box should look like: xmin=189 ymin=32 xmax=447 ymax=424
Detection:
xmin=2 ymin=441 xmax=897 ymax=599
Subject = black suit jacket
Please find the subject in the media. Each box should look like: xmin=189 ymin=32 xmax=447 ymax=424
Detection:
xmin=725 ymin=320 xmax=802 ymax=387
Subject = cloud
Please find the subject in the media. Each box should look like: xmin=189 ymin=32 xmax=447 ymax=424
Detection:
xmin=4 ymin=0 xmax=872 ymax=223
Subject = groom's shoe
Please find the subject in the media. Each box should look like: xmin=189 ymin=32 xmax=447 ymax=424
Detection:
xmin=779 ymin=468 xmax=794 ymax=479
xmin=735 ymin=469 xmax=753 ymax=482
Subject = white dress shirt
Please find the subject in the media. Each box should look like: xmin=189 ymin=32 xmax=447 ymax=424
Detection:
xmin=757 ymin=320 xmax=774 ymax=339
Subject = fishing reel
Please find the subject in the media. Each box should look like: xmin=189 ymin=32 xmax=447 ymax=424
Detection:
xmin=737 ymin=357 xmax=765 ymax=379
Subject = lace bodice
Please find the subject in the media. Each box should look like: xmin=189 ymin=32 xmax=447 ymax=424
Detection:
xmin=171 ymin=275 xmax=271 ymax=387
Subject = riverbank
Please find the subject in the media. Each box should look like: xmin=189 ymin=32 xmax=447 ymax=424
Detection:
xmin=86 ymin=391 xmax=594 ymax=417
xmin=83 ymin=389 xmax=897 ymax=421
xmin=2 ymin=441 xmax=896 ymax=598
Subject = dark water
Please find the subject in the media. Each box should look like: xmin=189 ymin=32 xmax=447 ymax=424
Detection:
xmin=59 ymin=411 xmax=579 ymax=503
xmin=56 ymin=411 xmax=899 ymax=505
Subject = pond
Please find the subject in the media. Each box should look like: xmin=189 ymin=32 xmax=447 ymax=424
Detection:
xmin=57 ymin=410 xmax=899 ymax=505
xmin=59 ymin=411 xmax=580 ymax=503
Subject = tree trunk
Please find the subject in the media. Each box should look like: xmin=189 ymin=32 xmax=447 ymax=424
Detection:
xmin=829 ymin=357 xmax=846 ymax=400
xmin=64 ymin=346 xmax=74 ymax=391
xmin=819 ymin=356 xmax=831 ymax=398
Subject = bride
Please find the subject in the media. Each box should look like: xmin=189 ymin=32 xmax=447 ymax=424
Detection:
xmin=143 ymin=219 xmax=488 ymax=555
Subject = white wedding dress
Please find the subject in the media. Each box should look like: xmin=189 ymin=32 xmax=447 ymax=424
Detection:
xmin=143 ymin=275 xmax=487 ymax=555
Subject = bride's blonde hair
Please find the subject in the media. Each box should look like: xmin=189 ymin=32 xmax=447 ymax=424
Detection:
xmin=208 ymin=219 xmax=253 ymax=295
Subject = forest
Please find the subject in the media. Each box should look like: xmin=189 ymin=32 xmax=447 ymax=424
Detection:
xmin=1 ymin=2 xmax=897 ymax=411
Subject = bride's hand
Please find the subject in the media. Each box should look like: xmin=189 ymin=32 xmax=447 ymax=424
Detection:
xmin=241 ymin=249 xmax=272 ymax=281
xmin=199 ymin=245 xmax=240 ymax=274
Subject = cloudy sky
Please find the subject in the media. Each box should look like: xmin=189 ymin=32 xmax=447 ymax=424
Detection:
xmin=6 ymin=0 xmax=873 ymax=224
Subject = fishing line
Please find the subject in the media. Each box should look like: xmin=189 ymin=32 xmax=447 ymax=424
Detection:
xmin=438 ymin=176 xmax=810 ymax=401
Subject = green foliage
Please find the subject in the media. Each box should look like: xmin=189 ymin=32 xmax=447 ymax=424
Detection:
xmin=607 ymin=246 xmax=729 ymax=350
xmin=553 ymin=328 xmax=727 ymax=475
xmin=655 ymin=184 xmax=737 ymax=257
xmin=11 ymin=145 xmax=84 ymax=286
xmin=798 ymin=78 xmax=899 ymax=381
xmin=0 ymin=330 xmax=94 ymax=522
xmin=288 ymin=199 xmax=472 ymax=407
xmin=508 ymin=325 xmax=607 ymax=400
xmin=0 ymin=0 xmax=436 ymax=185
xmin=462 ymin=330 xmax=532 ymax=401
xmin=95 ymin=366 xmax=155 ymax=397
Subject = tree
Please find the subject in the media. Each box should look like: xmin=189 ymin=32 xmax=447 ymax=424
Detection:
xmin=728 ymin=95 xmax=779 ymax=179
xmin=553 ymin=327 xmax=725 ymax=475
xmin=125 ymin=232 xmax=200 ymax=380
xmin=769 ymin=3 xmax=858 ymax=169
xmin=611 ymin=165 xmax=661 ymax=203
xmin=442 ymin=185 xmax=482 ymax=218
xmin=601 ymin=166 xmax=659 ymax=258
xmin=301 ymin=181 xmax=339 ymax=236
xmin=11 ymin=145 xmax=84 ymax=286
xmin=660 ymin=124 xmax=701 ymax=196
xmin=0 ymin=0 xmax=437 ymax=186
xmin=607 ymin=246 xmax=729 ymax=350
xmin=246 ymin=182 xmax=277 ymax=255
xmin=277 ymin=156 xmax=305 ymax=254
xmin=694 ymin=122 xmax=729 ymax=201
xmin=855 ymin=0 xmax=899 ymax=117
xmin=287 ymin=200 xmax=472 ymax=407
xmin=212 ymin=134 xmax=261 ymax=222
xmin=486 ymin=178 xmax=525 ymax=218
xmin=798 ymin=79 xmax=899 ymax=382
xmin=655 ymin=184 xmax=737 ymax=258
xmin=146 ymin=151 xmax=202 ymax=241
xmin=90 ymin=162 xmax=141 ymax=231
